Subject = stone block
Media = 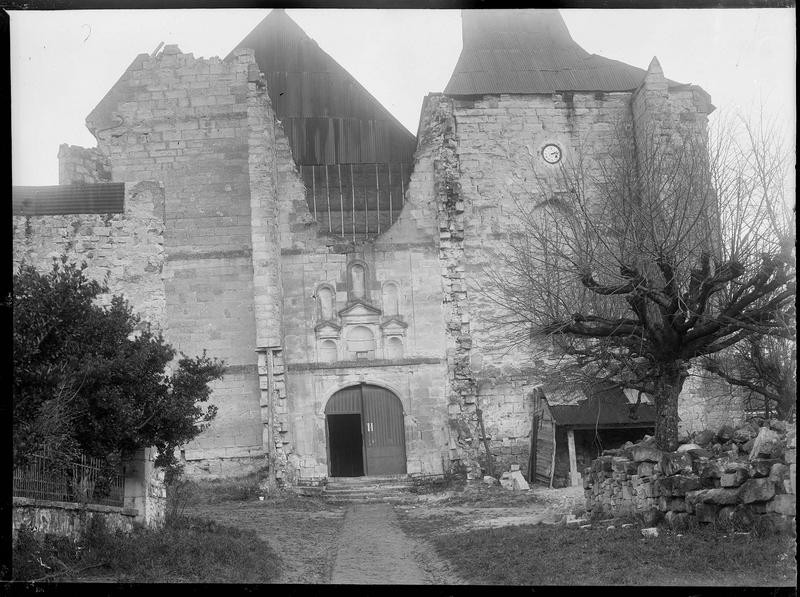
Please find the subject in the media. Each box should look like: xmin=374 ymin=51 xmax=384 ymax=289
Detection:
xmin=654 ymin=474 xmax=701 ymax=497
xmin=699 ymin=461 xmax=723 ymax=488
xmin=510 ymin=470 xmax=530 ymax=491
xmin=659 ymin=452 xmax=693 ymax=476
xmin=637 ymin=461 xmax=656 ymax=478
xmin=633 ymin=446 xmax=662 ymax=463
xmin=766 ymin=494 xmax=796 ymax=516
xmin=720 ymin=468 xmax=749 ymax=488
xmin=750 ymin=458 xmax=781 ymax=478
xmin=732 ymin=427 xmax=755 ymax=444
xmin=768 ymin=462 xmax=788 ymax=485
xmin=612 ymin=457 xmax=630 ymax=473
xmin=685 ymin=488 xmax=739 ymax=507
xmin=737 ymin=478 xmax=776 ymax=504
xmin=749 ymin=427 xmax=783 ymax=460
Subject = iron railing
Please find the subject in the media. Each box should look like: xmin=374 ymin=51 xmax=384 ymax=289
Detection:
xmin=13 ymin=450 xmax=125 ymax=507
xmin=300 ymin=162 xmax=412 ymax=241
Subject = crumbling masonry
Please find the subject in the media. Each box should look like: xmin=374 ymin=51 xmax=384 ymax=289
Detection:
xmin=13 ymin=10 xmax=744 ymax=483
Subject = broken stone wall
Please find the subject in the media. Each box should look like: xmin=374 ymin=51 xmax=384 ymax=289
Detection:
xmin=58 ymin=144 xmax=112 ymax=185
xmin=583 ymin=422 xmax=796 ymax=532
xmin=83 ymin=46 xmax=272 ymax=476
xmin=12 ymin=181 xmax=166 ymax=331
xmin=272 ymin=92 xmax=451 ymax=481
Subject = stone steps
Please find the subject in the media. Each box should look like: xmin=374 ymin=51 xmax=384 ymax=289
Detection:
xmin=323 ymin=475 xmax=414 ymax=504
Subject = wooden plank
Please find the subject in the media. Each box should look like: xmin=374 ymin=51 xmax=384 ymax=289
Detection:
xmin=567 ymin=428 xmax=582 ymax=487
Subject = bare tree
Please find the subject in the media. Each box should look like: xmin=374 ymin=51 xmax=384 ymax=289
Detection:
xmin=481 ymin=114 xmax=795 ymax=451
xmin=702 ymin=334 xmax=796 ymax=421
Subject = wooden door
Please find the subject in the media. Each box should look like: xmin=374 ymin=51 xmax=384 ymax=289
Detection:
xmin=325 ymin=384 xmax=407 ymax=477
xmin=361 ymin=385 xmax=406 ymax=475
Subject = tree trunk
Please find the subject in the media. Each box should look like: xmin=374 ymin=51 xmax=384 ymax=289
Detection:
xmin=653 ymin=364 xmax=687 ymax=452
xmin=777 ymin=387 xmax=796 ymax=422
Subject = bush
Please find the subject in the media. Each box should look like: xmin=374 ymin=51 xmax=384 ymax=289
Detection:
xmin=13 ymin=258 xmax=224 ymax=468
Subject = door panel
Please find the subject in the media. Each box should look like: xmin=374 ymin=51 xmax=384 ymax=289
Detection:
xmin=361 ymin=385 xmax=406 ymax=475
xmin=325 ymin=384 xmax=406 ymax=476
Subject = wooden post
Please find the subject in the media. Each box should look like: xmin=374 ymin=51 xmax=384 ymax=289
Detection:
xmin=567 ymin=428 xmax=581 ymax=487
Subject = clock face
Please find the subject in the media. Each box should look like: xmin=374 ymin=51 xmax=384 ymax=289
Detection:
xmin=542 ymin=143 xmax=562 ymax=164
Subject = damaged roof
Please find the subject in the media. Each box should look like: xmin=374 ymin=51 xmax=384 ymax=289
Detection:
xmin=544 ymin=382 xmax=656 ymax=427
xmin=445 ymin=9 xmax=681 ymax=95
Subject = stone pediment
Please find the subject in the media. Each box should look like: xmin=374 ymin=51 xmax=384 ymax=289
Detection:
xmin=380 ymin=317 xmax=408 ymax=333
xmin=314 ymin=321 xmax=341 ymax=338
xmin=338 ymin=301 xmax=382 ymax=318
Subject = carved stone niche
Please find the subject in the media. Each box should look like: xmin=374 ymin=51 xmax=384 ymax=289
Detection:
xmin=339 ymin=301 xmax=381 ymax=361
xmin=314 ymin=321 xmax=342 ymax=363
xmin=381 ymin=317 xmax=407 ymax=360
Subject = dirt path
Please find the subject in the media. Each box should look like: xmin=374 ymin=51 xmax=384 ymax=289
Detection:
xmin=331 ymin=503 xmax=465 ymax=585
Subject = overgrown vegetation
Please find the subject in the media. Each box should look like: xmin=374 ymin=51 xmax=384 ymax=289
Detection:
xmin=12 ymin=516 xmax=281 ymax=583
xmin=400 ymin=520 xmax=795 ymax=585
xmin=13 ymin=258 xmax=225 ymax=468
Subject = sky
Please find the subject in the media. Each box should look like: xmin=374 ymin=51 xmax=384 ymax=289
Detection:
xmin=9 ymin=8 xmax=796 ymax=186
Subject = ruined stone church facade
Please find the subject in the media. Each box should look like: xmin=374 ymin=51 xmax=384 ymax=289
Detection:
xmin=13 ymin=10 xmax=742 ymax=484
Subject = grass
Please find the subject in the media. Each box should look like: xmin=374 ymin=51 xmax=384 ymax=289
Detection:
xmin=399 ymin=517 xmax=797 ymax=586
xmin=12 ymin=515 xmax=281 ymax=583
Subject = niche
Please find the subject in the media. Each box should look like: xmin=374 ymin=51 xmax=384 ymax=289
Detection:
xmin=317 ymin=285 xmax=335 ymax=321
xmin=347 ymin=326 xmax=376 ymax=360
xmin=318 ymin=339 xmax=338 ymax=362
xmin=348 ymin=262 xmax=367 ymax=301
xmin=385 ymin=336 xmax=404 ymax=360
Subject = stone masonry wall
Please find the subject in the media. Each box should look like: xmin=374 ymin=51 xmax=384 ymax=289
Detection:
xmin=584 ymin=421 xmax=796 ymax=533
xmin=448 ymin=61 xmax=727 ymax=478
xmin=58 ymin=144 xmax=112 ymax=185
xmin=272 ymin=91 xmax=452 ymax=480
xmin=449 ymin=90 xmax=634 ymax=476
xmin=12 ymin=181 xmax=166 ymax=331
xmin=81 ymin=45 xmax=272 ymax=475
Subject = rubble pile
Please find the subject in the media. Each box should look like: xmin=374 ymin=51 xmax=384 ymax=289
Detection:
xmin=584 ymin=419 xmax=796 ymax=533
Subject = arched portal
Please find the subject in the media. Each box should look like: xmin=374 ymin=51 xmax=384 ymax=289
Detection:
xmin=324 ymin=384 xmax=407 ymax=477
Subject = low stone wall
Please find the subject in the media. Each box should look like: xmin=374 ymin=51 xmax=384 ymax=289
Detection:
xmin=13 ymin=498 xmax=139 ymax=540
xmin=12 ymin=447 xmax=166 ymax=541
xmin=584 ymin=420 xmax=796 ymax=532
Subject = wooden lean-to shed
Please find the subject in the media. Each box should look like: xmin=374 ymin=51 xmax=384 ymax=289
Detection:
xmin=529 ymin=383 xmax=656 ymax=488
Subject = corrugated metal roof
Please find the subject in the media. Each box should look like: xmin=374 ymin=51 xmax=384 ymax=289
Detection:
xmin=12 ymin=183 xmax=125 ymax=216
xmin=445 ymin=9 xmax=681 ymax=95
xmin=227 ymin=9 xmax=416 ymax=167
xmin=546 ymin=382 xmax=656 ymax=427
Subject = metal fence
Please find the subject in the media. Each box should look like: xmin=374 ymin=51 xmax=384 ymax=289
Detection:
xmin=300 ymin=162 xmax=412 ymax=240
xmin=13 ymin=450 xmax=125 ymax=507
